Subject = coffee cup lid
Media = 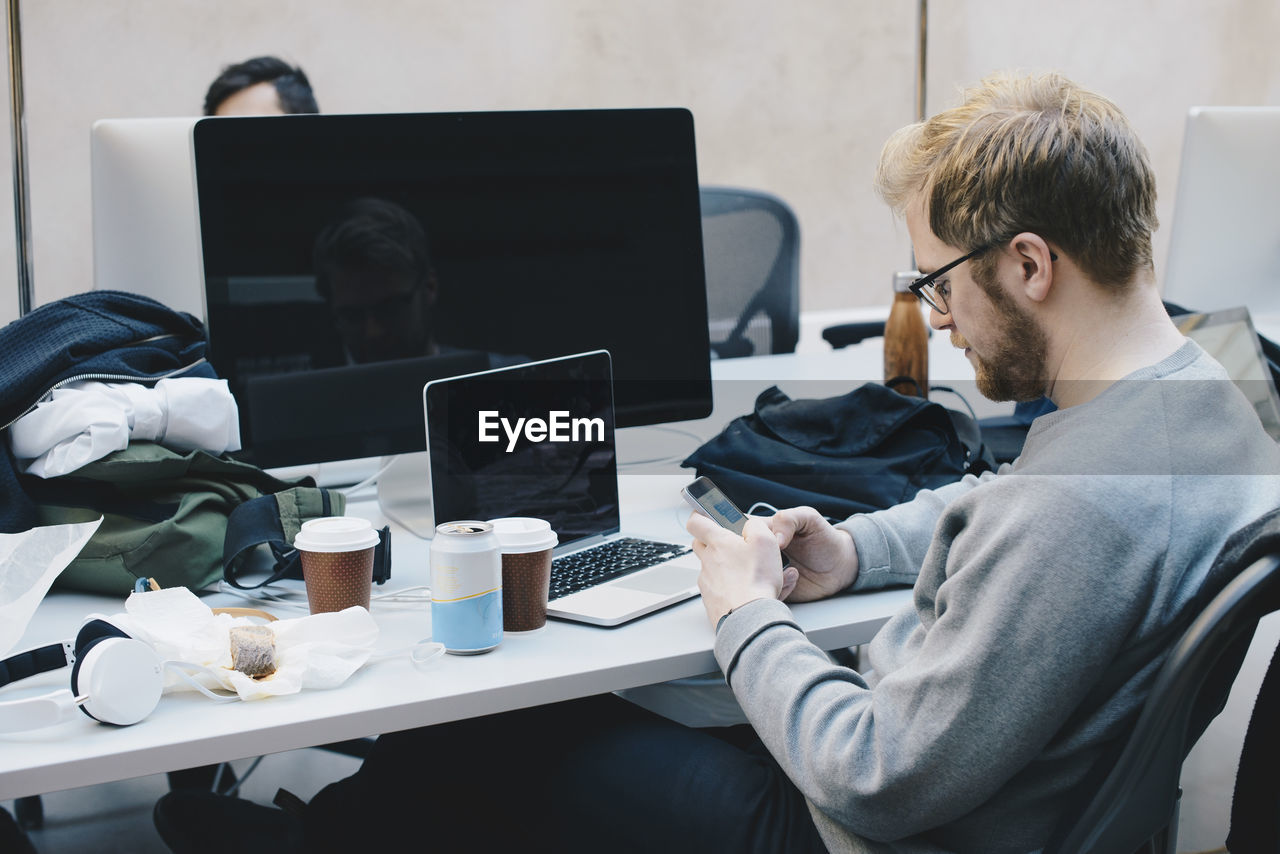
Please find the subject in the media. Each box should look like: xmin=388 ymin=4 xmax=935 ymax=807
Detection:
xmin=489 ymin=517 xmax=558 ymax=553
xmin=293 ymin=516 xmax=379 ymax=552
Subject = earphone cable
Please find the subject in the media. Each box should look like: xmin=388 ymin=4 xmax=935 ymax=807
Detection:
xmin=161 ymin=661 xmax=241 ymax=702
xmin=341 ymin=456 xmax=398 ymax=497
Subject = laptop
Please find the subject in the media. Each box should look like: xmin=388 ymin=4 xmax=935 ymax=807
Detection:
xmin=422 ymin=350 xmax=701 ymax=626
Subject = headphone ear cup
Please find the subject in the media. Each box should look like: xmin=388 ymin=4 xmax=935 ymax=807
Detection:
xmin=73 ymin=618 xmax=130 ymax=655
xmin=71 ymin=620 xmax=163 ymax=726
xmin=70 ymin=618 xmax=130 ymax=717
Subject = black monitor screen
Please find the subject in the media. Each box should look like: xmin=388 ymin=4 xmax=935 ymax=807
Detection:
xmin=193 ymin=108 xmax=711 ymax=468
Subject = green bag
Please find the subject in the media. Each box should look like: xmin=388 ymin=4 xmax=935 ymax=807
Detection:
xmin=30 ymin=441 xmax=345 ymax=595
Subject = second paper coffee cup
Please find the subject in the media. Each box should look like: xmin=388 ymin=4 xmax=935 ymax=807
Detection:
xmin=293 ymin=516 xmax=380 ymax=615
xmin=490 ymin=517 xmax=558 ymax=632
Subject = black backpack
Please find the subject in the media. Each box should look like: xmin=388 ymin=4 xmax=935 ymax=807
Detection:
xmin=682 ymin=382 xmax=995 ymax=522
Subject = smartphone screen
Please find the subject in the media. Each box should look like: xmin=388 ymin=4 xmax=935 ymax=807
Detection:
xmin=682 ymin=476 xmax=748 ymax=534
xmin=682 ymin=476 xmax=793 ymax=565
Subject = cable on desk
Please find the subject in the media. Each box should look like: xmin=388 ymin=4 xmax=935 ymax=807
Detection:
xmin=341 ymin=456 xmax=398 ymax=498
xmin=215 ymin=582 xmax=310 ymax=612
xmin=371 ymin=585 xmax=432 ymax=603
xmin=162 ymin=662 xmax=242 ymax=701
xmin=216 ymin=580 xmax=434 ymax=609
xmin=617 ymin=424 xmax=707 ymax=468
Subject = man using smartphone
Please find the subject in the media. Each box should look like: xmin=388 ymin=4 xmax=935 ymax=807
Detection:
xmin=683 ymin=71 xmax=1280 ymax=852
xmin=158 ymin=71 xmax=1280 ymax=854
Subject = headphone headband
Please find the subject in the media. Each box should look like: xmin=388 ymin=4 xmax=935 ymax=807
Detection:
xmin=0 ymin=641 xmax=73 ymax=689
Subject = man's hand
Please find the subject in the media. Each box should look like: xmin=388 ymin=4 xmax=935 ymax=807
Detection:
xmin=685 ymin=506 xmax=860 ymax=629
xmin=686 ymin=513 xmax=787 ymax=628
xmin=763 ymin=507 xmax=859 ymax=602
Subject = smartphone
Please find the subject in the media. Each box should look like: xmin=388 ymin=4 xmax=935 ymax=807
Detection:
xmin=681 ymin=476 xmax=792 ymax=565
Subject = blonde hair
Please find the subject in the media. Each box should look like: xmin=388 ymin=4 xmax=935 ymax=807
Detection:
xmin=875 ymin=71 xmax=1158 ymax=288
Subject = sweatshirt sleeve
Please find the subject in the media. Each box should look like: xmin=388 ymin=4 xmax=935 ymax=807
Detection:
xmin=715 ymin=474 xmax=1159 ymax=843
xmin=837 ymin=471 xmax=994 ymax=592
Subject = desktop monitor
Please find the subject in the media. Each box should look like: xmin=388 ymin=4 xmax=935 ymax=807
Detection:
xmin=1162 ymin=106 xmax=1280 ymax=315
xmin=91 ymin=117 xmax=206 ymax=320
xmin=92 ymin=108 xmax=713 ymax=469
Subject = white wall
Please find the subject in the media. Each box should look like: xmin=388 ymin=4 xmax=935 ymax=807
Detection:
xmin=5 ymin=0 xmax=1276 ymax=330
xmin=2 ymin=0 xmax=914 ymax=326
xmin=1 ymin=1 xmax=1278 ymax=849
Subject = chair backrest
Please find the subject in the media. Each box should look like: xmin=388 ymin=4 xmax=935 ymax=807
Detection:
xmin=699 ymin=186 xmax=800 ymax=358
xmin=1045 ymin=541 xmax=1280 ymax=854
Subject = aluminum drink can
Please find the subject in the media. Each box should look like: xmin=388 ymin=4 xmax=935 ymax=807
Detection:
xmin=430 ymin=521 xmax=503 ymax=654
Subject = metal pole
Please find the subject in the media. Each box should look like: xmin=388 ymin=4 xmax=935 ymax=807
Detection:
xmin=915 ymin=0 xmax=927 ymax=123
xmin=907 ymin=0 xmax=927 ymax=272
xmin=6 ymin=0 xmax=33 ymax=316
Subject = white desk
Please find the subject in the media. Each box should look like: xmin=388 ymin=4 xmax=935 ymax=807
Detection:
xmin=1 ymin=340 xmax=945 ymax=803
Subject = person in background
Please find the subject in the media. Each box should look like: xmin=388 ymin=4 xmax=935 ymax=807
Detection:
xmin=203 ymin=55 xmax=319 ymax=117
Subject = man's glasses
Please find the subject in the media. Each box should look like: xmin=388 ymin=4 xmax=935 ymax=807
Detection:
xmin=909 ymin=242 xmax=1058 ymax=315
xmin=908 ymin=244 xmax=991 ymax=315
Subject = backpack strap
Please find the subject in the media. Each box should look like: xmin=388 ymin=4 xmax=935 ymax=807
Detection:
xmin=222 ymin=489 xmax=391 ymax=589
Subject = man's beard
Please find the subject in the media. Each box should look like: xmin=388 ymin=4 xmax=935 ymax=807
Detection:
xmin=953 ymin=276 xmax=1050 ymax=402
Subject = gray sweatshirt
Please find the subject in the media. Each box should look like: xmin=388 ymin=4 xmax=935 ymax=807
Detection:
xmin=714 ymin=341 xmax=1280 ymax=853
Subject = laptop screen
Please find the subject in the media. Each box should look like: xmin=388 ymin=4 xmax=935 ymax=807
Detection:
xmin=1173 ymin=305 xmax=1280 ymax=441
xmin=424 ymin=350 xmax=620 ymax=545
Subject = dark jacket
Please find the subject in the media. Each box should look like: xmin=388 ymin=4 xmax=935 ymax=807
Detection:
xmin=1 ymin=290 xmax=213 ymax=533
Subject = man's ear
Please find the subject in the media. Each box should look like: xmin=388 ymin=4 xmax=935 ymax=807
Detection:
xmin=1010 ymin=232 xmax=1055 ymax=303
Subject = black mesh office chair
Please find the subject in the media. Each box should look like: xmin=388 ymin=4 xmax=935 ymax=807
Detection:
xmin=1044 ymin=510 xmax=1280 ymax=854
xmin=700 ymin=186 xmax=800 ymax=358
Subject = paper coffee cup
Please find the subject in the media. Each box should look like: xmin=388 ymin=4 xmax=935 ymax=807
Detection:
xmin=294 ymin=517 xmax=380 ymax=615
xmin=489 ymin=517 xmax=558 ymax=633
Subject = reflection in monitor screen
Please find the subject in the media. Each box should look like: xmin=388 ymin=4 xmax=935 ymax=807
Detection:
xmin=193 ymin=108 xmax=712 ymax=468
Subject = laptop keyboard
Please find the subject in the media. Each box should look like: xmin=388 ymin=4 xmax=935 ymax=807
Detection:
xmin=548 ymin=537 xmax=693 ymax=601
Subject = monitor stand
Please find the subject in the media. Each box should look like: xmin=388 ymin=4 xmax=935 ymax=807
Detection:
xmin=376 ymin=452 xmax=435 ymax=539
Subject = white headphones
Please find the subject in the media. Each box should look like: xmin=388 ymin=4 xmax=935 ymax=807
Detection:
xmin=0 ymin=617 xmax=164 ymax=732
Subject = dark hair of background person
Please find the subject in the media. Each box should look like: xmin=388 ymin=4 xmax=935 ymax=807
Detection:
xmin=312 ymin=197 xmax=439 ymax=364
xmin=312 ymin=197 xmax=434 ymax=302
xmin=203 ymin=55 xmax=320 ymax=116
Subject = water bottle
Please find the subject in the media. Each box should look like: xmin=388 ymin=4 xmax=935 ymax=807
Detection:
xmin=884 ymin=271 xmax=929 ymax=398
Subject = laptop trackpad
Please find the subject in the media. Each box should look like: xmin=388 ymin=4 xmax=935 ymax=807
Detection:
xmin=615 ymin=565 xmax=699 ymax=595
